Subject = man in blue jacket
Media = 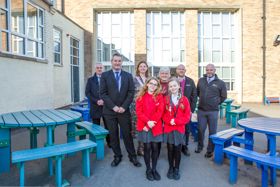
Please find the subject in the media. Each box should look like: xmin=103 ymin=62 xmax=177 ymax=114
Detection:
xmin=195 ymin=64 xmax=227 ymax=158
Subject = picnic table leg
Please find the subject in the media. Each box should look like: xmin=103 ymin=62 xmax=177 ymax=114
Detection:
xmin=46 ymin=126 xmax=54 ymax=176
xmin=231 ymin=114 xmax=238 ymax=128
xmin=213 ymin=143 xmax=224 ymax=165
xmin=226 ymin=103 xmax=232 ymax=124
xmin=82 ymin=149 xmax=90 ymax=177
xmin=30 ymin=127 xmax=39 ymax=149
xmin=19 ymin=162 xmax=25 ymax=187
xmin=244 ymin=131 xmax=253 ymax=165
xmin=55 ymin=156 xmax=62 ymax=187
xmin=67 ymin=122 xmax=76 ymax=143
xmin=261 ymin=165 xmax=269 ymax=187
xmin=266 ymin=135 xmax=277 ymax=186
xmin=229 ymin=155 xmax=238 ymax=184
xmin=67 ymin=122 xmax=76 ymax=156
xmin=0 ymin=128 xmax=11 ymax=173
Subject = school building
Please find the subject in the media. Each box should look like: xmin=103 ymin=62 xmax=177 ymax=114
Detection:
xmin=53 ymin=0 xmax=280 ymax=104
xmin=0 ymin=0 xmax=85 ymax=114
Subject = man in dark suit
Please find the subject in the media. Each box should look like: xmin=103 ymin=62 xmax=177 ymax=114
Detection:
xmin=176 ymin=64 xmax=197 ymax=156
xmin=85 ymin=63 xmax=110 ymax=147
xmin=100 ymin=53 xmax=141 ymax=167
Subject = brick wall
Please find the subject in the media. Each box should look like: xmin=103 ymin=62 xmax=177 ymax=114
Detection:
xmin=57 ymin=0 xmax=280 ymax=103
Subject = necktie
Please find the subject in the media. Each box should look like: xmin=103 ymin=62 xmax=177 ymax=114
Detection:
xmin=97 ymin=76 xmax=100 ymax=85
xmin=115 ymin=72 xmax=120 ymax=91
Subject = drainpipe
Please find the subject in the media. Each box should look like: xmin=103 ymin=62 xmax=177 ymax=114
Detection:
xmin=262 ymin=0 xmax=266 ymax=105
xmin=61 ymin=0 xmax=65 ymax=14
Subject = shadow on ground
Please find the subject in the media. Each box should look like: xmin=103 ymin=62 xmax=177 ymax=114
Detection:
xmin=0 ymin=112 xmax=279 ymax=187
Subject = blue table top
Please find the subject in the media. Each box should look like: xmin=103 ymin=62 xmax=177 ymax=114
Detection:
xmin=238 ymin=117 xmax=280 ymax=136
xmin=0 ymin=109 xmax=81 ymax=128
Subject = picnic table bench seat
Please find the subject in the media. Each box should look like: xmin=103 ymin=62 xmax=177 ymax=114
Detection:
xmin=75 ymin=121 xmax=109 ymax=160
xmin=265 ymin=96 xmax=280 ymax=105
xmin=224 ymin=145 xmax=280 ymax=187
xmin=219 ymin=103 xmax=241 ymax=119
xmin=12 ymin=139 xmax=96 ymax=187
xmin=228 ymin=108 xmax=250 ymax=128
xmin=210 ymin=128 xmax=244 ymax=165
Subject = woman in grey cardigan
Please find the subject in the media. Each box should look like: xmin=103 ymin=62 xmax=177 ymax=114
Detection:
xmin=131 ymin=61 xmax=149 ymax=156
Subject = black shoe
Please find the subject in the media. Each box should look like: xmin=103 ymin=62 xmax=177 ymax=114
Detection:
xmin=195 ymin=146 xmax=203 ymax=153
xmin=111 ymin=157 xmax=122 ymax=167
xmin=152 ymin=170 xmax=161 ymax=181
xmin=129 ymin=157 xmax=142 ymax=167
xmin=173 ymin=168 xmax=180 ymax=180
xmin=107 ymin=143 xmax=111 ymax=148
xmin=146 ymin=169 xmax=154 ymax=181
xmin=182 ymin=146 xmax=190 ymax=156
xmin=204 ymin=152 xmax=213 ymax=158
xmin=167 ymin=167 xmax=174 ymax=179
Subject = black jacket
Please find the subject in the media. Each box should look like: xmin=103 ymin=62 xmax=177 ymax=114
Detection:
xmin=85 ymin=73 xmax=103 ymax=119
xmin=197 ymin=74 xmax=227 ymax=111
xmin=181 ymin=76 xmax=197 ymax=113
xmin=100 ymin=70 xmax=135 ymax=115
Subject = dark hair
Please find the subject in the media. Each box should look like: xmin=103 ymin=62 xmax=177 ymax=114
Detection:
xmin=135 ymin=61 xmax=149 ymax=77
xmin=111 ymin=53 xmax=122 ymax=61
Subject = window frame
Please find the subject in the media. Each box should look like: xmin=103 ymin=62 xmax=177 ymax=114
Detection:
xmin=96 ymin=11 xmax=135 ymax=74
xmin=53 ymin=27 xmax=62 ymax=65
xmin=198 ymin=11 xmax=236 ymax=91
xmin=0 ymin=0 xmax=45 ymax=59
xmin=146 ymin=11 xmax=185 ymax=76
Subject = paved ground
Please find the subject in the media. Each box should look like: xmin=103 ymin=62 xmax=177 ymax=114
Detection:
xmin=0 ymin=110 xmax=279 ymax=187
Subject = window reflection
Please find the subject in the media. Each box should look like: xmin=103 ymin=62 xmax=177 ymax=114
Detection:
xmin=11 ymin=0 xmax=24 ymax=34
xmin=27 ymin=4 xmax=37 ymax=39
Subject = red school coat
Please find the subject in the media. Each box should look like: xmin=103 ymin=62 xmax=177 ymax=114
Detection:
xmin=136 ymin=93 xmax=164 ymax=136
xmin=162 ymin=95 xmax=191 ymax=134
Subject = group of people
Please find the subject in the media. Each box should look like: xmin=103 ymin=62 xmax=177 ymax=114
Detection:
xmin=85 ymin=53 xmax=227 ymax=181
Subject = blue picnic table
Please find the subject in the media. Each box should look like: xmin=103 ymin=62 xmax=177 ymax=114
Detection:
xmin=0 ymin=109 xmax=81 ymax=175
xmin=238 ymin=117 xmax=280 ymax=185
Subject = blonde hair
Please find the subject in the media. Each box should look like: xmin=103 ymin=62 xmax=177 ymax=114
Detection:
xmin=136 ymin=77 xmax=162 ymax=100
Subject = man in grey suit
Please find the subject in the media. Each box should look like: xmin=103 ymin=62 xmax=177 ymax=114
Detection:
xmin=100 ymin=53 xmax=141 ymax=167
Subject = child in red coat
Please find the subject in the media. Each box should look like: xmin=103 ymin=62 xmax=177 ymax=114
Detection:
xmin=136 ymin=77 xmax=164 ymax=181
xmin=163 ymin=77 xmax=191 ymax=180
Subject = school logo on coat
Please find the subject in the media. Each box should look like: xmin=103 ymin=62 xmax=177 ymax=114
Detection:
xmin=212 ymin=84 xmax=218 ymax=87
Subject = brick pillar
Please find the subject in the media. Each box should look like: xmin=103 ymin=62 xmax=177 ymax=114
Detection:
xmin=134 ymin=9 xmax=147 ymax=65
xmin=185 ymin=10 xmax=199 ymax=82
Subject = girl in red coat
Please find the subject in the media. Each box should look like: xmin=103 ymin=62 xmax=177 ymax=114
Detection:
xmin=163 ymin=77 xmax=191 ymax=180
xmin=136 ymin=77 xmax=164 ymax=181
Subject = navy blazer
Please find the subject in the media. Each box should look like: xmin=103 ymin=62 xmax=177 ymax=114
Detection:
xmin=85 ymin=73 xmax=103 ymax=118
xmin=182 ymin=76 xmax=198 ymax=113
xmin=100 ymin=70 xmax=135 ymax=115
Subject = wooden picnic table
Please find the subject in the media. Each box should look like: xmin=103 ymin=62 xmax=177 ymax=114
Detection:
xmin=238 ymin=117 xmax=280 ymax=185
xmin=0 ymin=109 xmax=81 ymax=175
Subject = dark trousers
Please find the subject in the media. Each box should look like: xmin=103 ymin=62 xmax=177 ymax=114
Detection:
xmin=92 ymin=117 xmax=110 ymax=146
xmin=184 ymin=122 xmax=191 ymax=147
xmin=104 ymin=113 xmax=136 ymax=158
xmin=197 ymin=110 xmax=219 ymax=153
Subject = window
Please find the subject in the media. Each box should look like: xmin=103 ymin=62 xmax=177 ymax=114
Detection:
xmin=147 ymin=11 xmax=185 ymax=76
xmin=70 ymin=37 xmax=79 ymax=66
xmin=198 ymin=12 xmax=236 ymax=91
xmin=0 ymin=0 xmax=45 ymax=58
xmin=53 ymin=28 xmax=62 ymax=64
xmin=96 ymin=12 xmax=134 ymax=73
